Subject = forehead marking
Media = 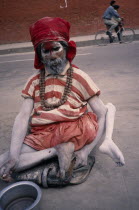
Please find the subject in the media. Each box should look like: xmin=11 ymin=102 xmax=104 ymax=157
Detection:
xmin=42 ymin=42 xmax=62 ymax=50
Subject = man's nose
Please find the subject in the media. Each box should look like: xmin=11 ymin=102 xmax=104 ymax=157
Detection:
xmin=50 ymin=51 xmax=58 ymax=60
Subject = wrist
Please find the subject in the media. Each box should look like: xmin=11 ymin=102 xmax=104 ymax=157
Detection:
xmin=9 ymin=154 xmax=19 ymax=163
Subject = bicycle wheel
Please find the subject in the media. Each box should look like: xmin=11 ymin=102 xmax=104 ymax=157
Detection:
xmin=121 ymin=28 xmax=135 ymax=43
xmin=95 ymin=30 xmax=110 ymax=46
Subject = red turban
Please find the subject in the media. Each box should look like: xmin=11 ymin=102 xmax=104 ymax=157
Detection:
xmin=29 ymin=17 xmax=76 ymax=69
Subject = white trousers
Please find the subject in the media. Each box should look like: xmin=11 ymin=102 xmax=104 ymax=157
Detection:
xmin=103 ymin=19 xmax=118 ymax=32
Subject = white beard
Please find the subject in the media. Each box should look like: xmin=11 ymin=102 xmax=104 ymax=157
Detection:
xmin=42 ymin=49 xmax=68 ymax=75
xmin=45 ymin=56 xmax=67 ymax=75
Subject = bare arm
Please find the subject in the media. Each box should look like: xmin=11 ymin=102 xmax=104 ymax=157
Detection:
xmin=0 ymin=98 xmax=34 ymax=179
xmin=82 ymin=96 xmax=107 ymax=154
xmin=9 ymin=98 xmax=34 ymax=161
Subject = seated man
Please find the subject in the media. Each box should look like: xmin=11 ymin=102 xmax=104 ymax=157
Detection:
xmin=0 ymin=17 xmax=125 ymax=183
xmin=103 ymin=1 xmax=121 ymax=42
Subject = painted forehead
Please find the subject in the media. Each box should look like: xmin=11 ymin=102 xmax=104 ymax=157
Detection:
xmin=41 ymin=41 xmax=63 ymax=50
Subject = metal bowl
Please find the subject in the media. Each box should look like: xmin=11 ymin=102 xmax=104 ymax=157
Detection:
xmin=0 ymin=181 xmax=42 ymax=210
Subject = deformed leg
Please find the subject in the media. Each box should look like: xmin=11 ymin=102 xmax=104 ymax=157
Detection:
xmin=99 ymin=103 xmax=125 ymax=166
xmin=16 ymin=145 xmax=57 ymax=172
xmin=74 ymin=101 xmax=125 ymax=168
xmin=0 ymin=144 xmax=57 ymax=181
xmin=0 ymin=142 xmax=75 ymax=181
xmin=0 ymin=144 xmax=38 ymax=173
xmin=55 ymin=142 xmax=75 ymax=179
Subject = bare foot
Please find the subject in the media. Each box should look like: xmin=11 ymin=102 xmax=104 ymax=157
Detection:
xmin=99 ymin=139 xmax=125 ymax=166
xmin=55 ymin=142 xmax=75 ymax=179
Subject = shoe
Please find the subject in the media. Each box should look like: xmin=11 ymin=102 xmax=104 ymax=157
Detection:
xmin=70 ymin=155 xmax=95 ymax=185
xmin=106 ymin=31 xmax=112 ymax=36
xmin=109 ymin=37 xmax=114 ymax=43
xmin=12 ymin=155 xmax=95 ymax=187
xmin=106 ymin=31 xmax=114 ymax=43
xmin=12 ymin=156 xmax=76 ymax=188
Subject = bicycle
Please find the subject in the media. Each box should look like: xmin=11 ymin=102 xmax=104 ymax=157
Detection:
xmin=95 ymin=19 xmax=135 ymax=46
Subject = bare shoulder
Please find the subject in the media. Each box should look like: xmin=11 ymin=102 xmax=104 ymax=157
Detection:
xmin=88 ymin=96 xmax=107 ymax=116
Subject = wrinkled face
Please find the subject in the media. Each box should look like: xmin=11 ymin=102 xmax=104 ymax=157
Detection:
xmin=41 ymin=41 xmax=67 ymax=75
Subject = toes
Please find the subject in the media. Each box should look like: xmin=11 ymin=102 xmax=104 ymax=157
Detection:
xmin=115 ymin=155 xmax=125 ymax=166
xmin=120 ymin=156 xmax=125 ymax=165
xmin=116 ymin=162 xmax=124 ymax=167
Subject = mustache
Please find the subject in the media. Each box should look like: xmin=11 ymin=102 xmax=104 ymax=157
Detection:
xmin=42 ymin=57 xmax=63 ymax=66
xmin=47 ymin=58 xmax=63 ymax=66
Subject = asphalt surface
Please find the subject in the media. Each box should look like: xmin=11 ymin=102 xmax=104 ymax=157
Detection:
xmin=0 ymin=41 xmax=139 ymax=209
xmin=0 ymin=29 xmax=139 ymax=55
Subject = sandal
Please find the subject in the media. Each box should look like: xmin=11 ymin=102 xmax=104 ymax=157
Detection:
xmin=70 ymin=155 xmax=95 ymax=185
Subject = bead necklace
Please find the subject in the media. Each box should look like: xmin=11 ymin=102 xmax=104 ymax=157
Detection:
xmin=39 ymin=66 xmax=73 ymax=111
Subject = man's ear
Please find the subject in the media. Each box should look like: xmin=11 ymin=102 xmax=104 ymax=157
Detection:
xmin=36 ymin=44 xmax=42 ymax=62
xmin=59 ymin=41 xmax=68 ymax=52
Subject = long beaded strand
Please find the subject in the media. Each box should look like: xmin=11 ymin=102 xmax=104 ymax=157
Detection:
xmin=39 ymin=66 xmax=73 ymax=111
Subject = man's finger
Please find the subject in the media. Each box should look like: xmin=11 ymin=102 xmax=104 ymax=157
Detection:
xmin=2 ymin=174 xmax=7 ymax=178
xmin=3 ymin=162 xmax=14 ymax=175
xmin=2 ymin=174 xmax=13 ymax=182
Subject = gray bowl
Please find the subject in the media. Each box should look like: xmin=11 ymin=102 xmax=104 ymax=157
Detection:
xmin=0 ymin=181 xmax=42 ymax=210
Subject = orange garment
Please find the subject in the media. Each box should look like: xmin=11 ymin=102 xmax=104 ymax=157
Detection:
xmin=24 ymin=112 xmax=98 ymax=151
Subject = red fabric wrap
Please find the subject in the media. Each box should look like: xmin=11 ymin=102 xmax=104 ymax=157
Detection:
xmin=29 ymin=17 xmax=76 ymax=69
xmin=24 ymin=112 xmax=98 ymax=151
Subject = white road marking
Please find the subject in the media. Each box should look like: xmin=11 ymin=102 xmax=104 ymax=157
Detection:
xmin=77 ymin=53 xmax=92 ymax=56
xmin=0 ymin=59 xmax=33 ymax=64
xmin=0 ymin=52 xmax=34 ymax=57
xmin=0 ymin=53 xmax=93 ymax=64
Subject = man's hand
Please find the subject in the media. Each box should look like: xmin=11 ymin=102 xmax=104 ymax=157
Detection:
xmin=0 ymin=158 xmax=18 ymax=182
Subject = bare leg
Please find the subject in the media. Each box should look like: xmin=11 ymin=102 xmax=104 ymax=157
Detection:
xmin=0 ymin=144 xmax=57 ymax=177
xmin=0 ymin=144 xmax=40 ymax=169
xmin=99 ymin=103 xmax=125 ymax=166
xmin=55 ymin=142 xmax=75 ymax=179
xmin=74 ymin=102 xmax=125 ymax=168
xmin=0 ymin=143 xmax=74 ymax=180
xmin=18 ymin=143 xmax=75 ymax=177
xmin=16 ymin=145 xmax=57 ymax=172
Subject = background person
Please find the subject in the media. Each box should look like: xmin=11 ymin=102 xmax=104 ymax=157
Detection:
xmin=112 ymin=5 xmax=123 ymax=43
xmin=103 ymin=1 xmax=121 ymax=42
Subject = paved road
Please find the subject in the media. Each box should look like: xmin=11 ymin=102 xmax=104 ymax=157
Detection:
xmin=0 ymin=41 xmax=139 ymax=210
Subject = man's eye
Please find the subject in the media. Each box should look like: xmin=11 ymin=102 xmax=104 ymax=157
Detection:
xmin=43 ymin=49 xmax=49 ymax=53
xmin=53 ymin=47 xmax=60 ymax=51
